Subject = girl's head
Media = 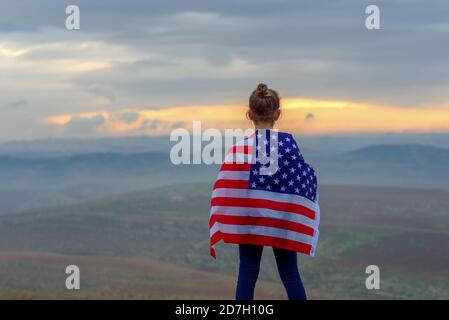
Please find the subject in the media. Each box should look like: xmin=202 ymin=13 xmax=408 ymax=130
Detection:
xmin=247 ymin=83 xmax=281 ymax=128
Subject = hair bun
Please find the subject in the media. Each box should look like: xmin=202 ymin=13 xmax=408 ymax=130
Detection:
xmin=256 ymin=83 xmax=270 ymax=97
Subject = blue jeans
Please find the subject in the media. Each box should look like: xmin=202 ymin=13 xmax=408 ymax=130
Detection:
xmin=236 ymin=244 xmax=307 ymax=300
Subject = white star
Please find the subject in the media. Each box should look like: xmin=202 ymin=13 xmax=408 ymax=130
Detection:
xmin=285 ymin=147 xmax=291 ymax=153
xmin=266 ymin=185 xmax=271 ymax=190
xmin=259 ymin=177 xmax=265 ymax=183
xmin=274 ymin=178 xmax=280 ymax=184
xmin=283 ymin=160 xmax=289 ymax=166
xmin=257 ymin=133 xmax=263 ymax=138
xmin=252 ymin=169 xmax=258 ymax=175
xmin=286 ymin=137 xmax=290 ymax=142
xmin=288 ymin=180 xmax=294 ymax=186
xmin=302 ymin=170 xmax=307 ymax=176
xmin=290 ymin=168 xmax=296 ymax=173
xmin=292 ymin=144 xmax=297 ymax=149
xmin=282 ymin=173 xmax=288 ymax=179
xmin=251 ymin=182 xmax=257 ymax=188
xmin=302 ymin=183 xmax=306 ymax=188
xmin=294 ymin=187 xmax=300 ymax=193
xmin=279 ymin=141 xmax=284 ymax=146
xmin=297 ymin=163 xmax=302 ymax=168
xmin=279 ymin=153 xmax=283 ymax=158
xmin=296 ymin=175 xmax=301 ymax=181
xmin=292 ymin=155 xmax=297 ymax=160
xmin=270 ymin=146 xmax=276 ymax=152
xmin=271 ymin=134 xmax=277 ymax=140
xmin=280 ymin=186 xmax=286 ymax=191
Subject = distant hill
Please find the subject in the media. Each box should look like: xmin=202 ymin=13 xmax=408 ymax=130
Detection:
xmin=309 ymin=144 xmax=449 ymax=188
xmin=336 ymin=144 xmax=449 ymax=166
xmin=0 ymin=152 xmax=217 ymax=214
xmin=1 ymin=143 xmax=449 ymax=214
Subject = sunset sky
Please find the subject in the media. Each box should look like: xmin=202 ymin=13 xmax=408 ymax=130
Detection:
xmin=1 ymin=0 xmax=449 ymax=141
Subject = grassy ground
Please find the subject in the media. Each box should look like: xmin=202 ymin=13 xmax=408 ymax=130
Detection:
xmin=0 ymin=183 xmax=448 ymax=299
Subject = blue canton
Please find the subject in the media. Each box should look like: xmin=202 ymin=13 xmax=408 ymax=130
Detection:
xmin=249 ymin=130 xmax=318 ymax=202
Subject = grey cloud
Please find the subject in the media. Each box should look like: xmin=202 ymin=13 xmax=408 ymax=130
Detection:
xmin=119 ymin=111 xmax=140 ymax=123
xmin=141 ymin=119 xmax=162 ymax=130
xmin=4 ymin=100 xmax=28 ymax=109
xmin=171 ymin=121 xmax=187 ymax=130
xmin=305 ymin=113 xmax=315 ymax=121
xmin=64 ymin=115 xmax=106 ymax=134
xmin=86 ymin=85 xmax=116 ymax=103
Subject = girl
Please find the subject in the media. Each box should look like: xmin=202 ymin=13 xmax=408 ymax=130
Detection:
xmin=209 ymin=83 xmax=320 ymax=300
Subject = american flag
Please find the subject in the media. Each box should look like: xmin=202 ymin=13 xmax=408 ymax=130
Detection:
xmin=209 ymin=130 xmax=320 ymax=258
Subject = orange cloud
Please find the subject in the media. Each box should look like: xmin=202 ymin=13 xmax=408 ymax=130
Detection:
xmin=42 ymin=98 xmax=449 ymax=136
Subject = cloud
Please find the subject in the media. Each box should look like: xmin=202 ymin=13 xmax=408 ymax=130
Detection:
xmin=305 ymin=113 xmax=315 ymax=121
xmin=4 ymin=99 xmax=28 ymax=109
xmin=64 ymin=114 xmax=106 ymax=134
xmin=141 ymin=119 xmax=162 ymax=130
xmin=86 ymin=84 xmax=117 ymax=103
xmin=170 ymin=121 xmax=187 ymax=130
xmin=119 ymin=111 xmax=140 ymax=123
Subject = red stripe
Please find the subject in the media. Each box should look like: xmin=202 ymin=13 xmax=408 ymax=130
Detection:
xmin=220 ymin=163 xmax=251 ymax=171
xmin=211 ymin=197 xmax=316 ymax=220
xmin=209 ymin=214 xmax=315 ymax=236
xmin=213 ymin=179 xmax=248 ymax=190
xmin=228 ymin=145 xmax=252 ymax=154
xmin=210 ymin=231 xmax=312 ymax=256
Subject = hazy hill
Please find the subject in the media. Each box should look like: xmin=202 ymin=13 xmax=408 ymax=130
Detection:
xmin=309 ymin=144 xmax=449 ymax=188
xmin=1 ymin=143 xmax=449 ymax=214
xmin=337 ymin=144 xmax=449 ymax=166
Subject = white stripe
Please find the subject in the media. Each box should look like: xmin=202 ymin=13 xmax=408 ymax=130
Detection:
xmin=224 ymin=153 xmax=253 ymax=164
xmin=210 ymin=223 xmax=316 ymax=246
xmin=217 ymin=171 xmax=250 ymax=180
xmin=210 ymin=205 xmax=318 ymax=230
xmin=211 ymin=188 xmax=318 ymax=212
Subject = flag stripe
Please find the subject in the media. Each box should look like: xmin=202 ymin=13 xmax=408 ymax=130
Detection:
xmin=228 ymin=145 xmax=252 ymax=154
xmin=210 ymin=223 xmax=314 ymax=245
xmin=210 ymin=231 xmax=312 ymax=255
xmin=224 ymin=153 xmax=253 ymax=164
xmin=209 ymin=214 xmax=315 ymax=236
xmin=213 ymin=179 xmax=248 ymax=190
xmin=211 ymin=188 xmax=318 ymax=212
xmin=210 ymin=206 xmax=318 ymax=231
xmin=220 ymin=163 xmax=251 ymax=171
xmin=217 ymin=170 xmax=250 ymax=180
xmin=211 ymin=197 xmax=316 ymax=220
